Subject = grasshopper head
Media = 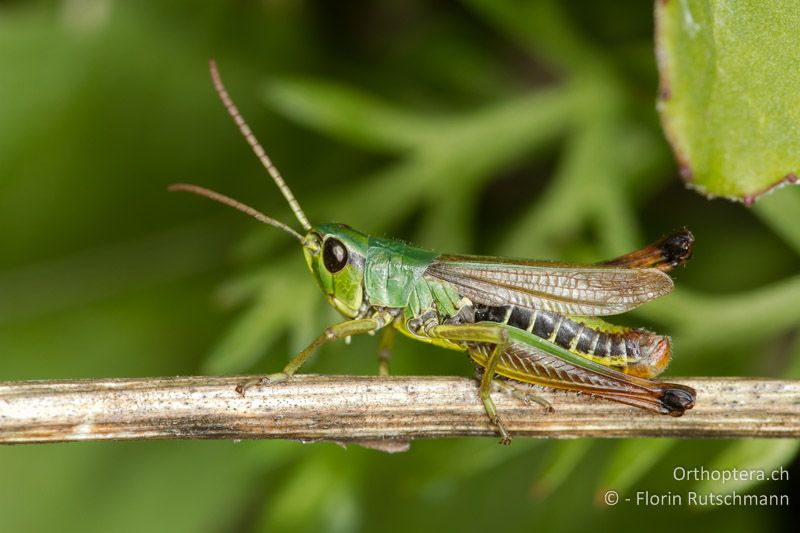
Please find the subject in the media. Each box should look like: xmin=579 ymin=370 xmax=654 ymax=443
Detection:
xmin=303 ymin=224 xmax=369 ymax=318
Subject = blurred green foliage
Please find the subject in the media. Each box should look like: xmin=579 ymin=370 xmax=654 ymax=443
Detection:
xmin=1 ymin=1 xmax=798 ymax=531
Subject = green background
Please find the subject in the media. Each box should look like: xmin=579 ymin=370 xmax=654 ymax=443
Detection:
xmin=1 ymin=1 xmax=798 ymax=531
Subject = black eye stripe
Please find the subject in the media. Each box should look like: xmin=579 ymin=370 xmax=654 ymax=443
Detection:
xmin=323 ymin=238 xmax=348 ymax=273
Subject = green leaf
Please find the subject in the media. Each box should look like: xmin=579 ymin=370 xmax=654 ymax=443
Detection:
xmin=656 ymin=0 xmax=800 ymax=203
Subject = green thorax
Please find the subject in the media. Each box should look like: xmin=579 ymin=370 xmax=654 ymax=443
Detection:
xmin=364 ymin=237 xmax=439 ymax=308
xmin=363 ymin=236 xmax=464 ymax=320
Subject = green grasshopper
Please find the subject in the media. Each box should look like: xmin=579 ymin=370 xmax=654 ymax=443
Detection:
xmin=171 ymin=61 xmax=696 ymax=443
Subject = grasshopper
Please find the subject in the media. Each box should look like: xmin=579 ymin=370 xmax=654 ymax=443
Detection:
xmin=171 ymin=62 xmax=696 ymax=444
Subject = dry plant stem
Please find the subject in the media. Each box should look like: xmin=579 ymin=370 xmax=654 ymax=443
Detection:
xmin=1 ymin=376 xmax=798 ymax=445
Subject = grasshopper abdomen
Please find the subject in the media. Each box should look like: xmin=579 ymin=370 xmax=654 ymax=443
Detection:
xmin=472 ymin=304 xmax=670 ymax=378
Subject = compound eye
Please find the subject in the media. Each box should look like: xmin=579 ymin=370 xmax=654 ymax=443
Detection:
xmin=322 ymin=238 xmax=348 ymax=273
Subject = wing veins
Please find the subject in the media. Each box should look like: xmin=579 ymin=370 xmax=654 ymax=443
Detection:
xmin=426 ymin=260 xmax=672 ymax=316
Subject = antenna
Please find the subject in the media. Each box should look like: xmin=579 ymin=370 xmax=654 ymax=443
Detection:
xmin=169 ymin=183 xmax=305 ymax=243
xmin=208 ymin=59 xmax=312 ymax=232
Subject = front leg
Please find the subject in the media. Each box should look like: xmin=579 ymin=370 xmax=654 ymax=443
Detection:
xmin=426 ymin=323 xmax=513 ymax=444
xmin=236 ymin=317 xmax=383 ymax=395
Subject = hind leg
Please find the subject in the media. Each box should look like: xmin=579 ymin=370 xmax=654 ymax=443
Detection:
xmin=426 ymin=324 xmax=512 ymax=444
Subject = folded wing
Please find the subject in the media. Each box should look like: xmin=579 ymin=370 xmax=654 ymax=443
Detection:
xmin=426 ymin=256 xmax=673 ymax=316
